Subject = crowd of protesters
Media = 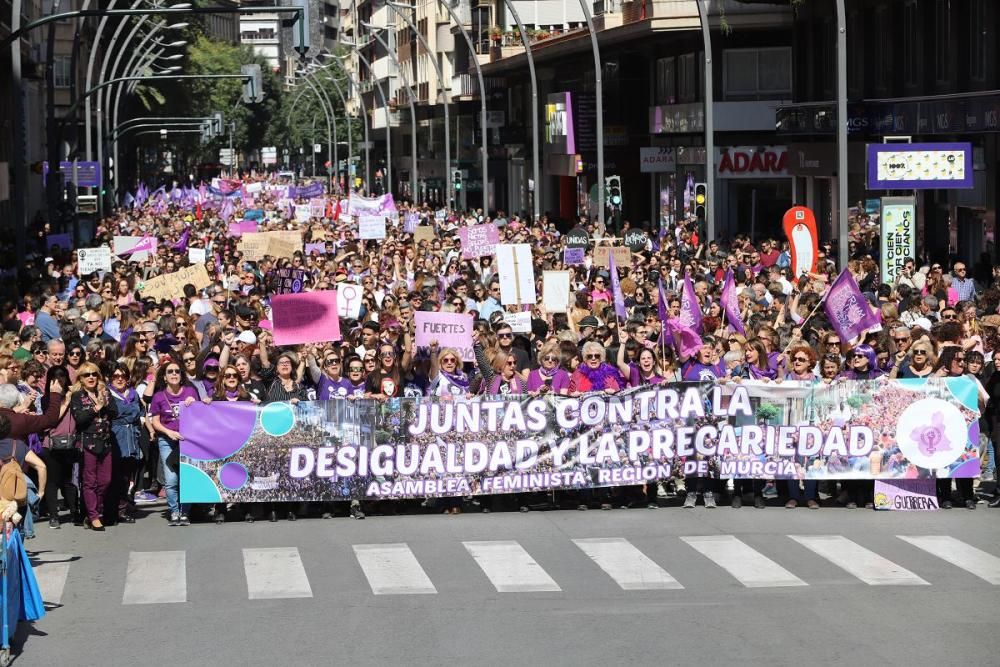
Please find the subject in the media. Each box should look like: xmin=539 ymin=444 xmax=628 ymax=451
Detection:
xmin=0 ymin=174 xmax=997 ymax=532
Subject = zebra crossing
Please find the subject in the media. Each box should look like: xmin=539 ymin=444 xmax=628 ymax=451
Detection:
xmin=31 ymin=534 xmax=1000 ymax=607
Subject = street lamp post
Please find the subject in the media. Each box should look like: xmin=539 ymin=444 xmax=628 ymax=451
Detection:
xmin=696 ymin=0 xmax=715 ymax=242
xmin=362 ymin=24 xmax=418 ymax=201
xmin=294 ymin=72 xmax=336 ymax=190
xmin=347 ymin=45 xmax=393 ymax=196
xmin=436 ymin=0 xmax=489 ymax=211
xmin=836 ymin=0 xmax=849 ymax=270
xmin=321 ymin=61 xmax=372 ymax=189
xmin=577 ymin=0 xmax=604 ymax=229
xmin=384 ymin=1 xmax=452 ymax=205
xmin=499 ymin=0 xmax=539 ymax=220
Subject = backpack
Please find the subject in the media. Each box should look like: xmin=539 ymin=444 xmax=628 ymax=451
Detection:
xmin=0 ymin=440 xmax=27 ymax=504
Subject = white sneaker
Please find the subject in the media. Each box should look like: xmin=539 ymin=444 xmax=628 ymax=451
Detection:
xmin=682 ymin=493 xmax=697 ymax=508
xmin=703 ymin=492 xmax=717 ymax=509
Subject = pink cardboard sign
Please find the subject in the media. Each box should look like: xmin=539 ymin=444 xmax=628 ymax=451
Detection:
xmin=227 ymin=221 xmax=258 ymax=238
xmin=458 ymin=224 xmax=499 ymax=259
xmin=271 ymin=291 xmax=341 ymax=345
xmin=414 ymin=311 xmax=474 ymax=361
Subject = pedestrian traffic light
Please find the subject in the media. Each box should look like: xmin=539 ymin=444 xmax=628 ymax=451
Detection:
xmin=607 ymin=175 xmax=622 ymax=208
xmin=453 ymin=170 xmax=462 ymax=191
xmin=694 ymin=182 xmax=707 ymax=221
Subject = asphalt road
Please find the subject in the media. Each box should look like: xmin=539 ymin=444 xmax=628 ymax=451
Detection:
xmin=14 ymin=503 xmax=1000 ymax=667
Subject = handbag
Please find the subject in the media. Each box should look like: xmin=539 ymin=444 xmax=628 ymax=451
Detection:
xmin=49 ymin=434 xmax=76 ymax=451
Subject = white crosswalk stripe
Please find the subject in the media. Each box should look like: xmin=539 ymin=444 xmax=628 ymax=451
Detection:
xmin=353 ymin=543 xmax=437 ymax=595
xmin=33 ymin=534 xmax=1000 ymax=608
xmin=123 ymin=551 xmax=187 ymax=604
xmin=463 ymin=541 xmax=561 ymax=592
xmin=242 ymin=547 xmax=313 ymax=600
xmin=789 ymin=535 xmax=928 ymax=586
xmin=898 ymin=535 xmax=1000 ymax=585
xmin=681 ymin=535 xmax=808 ymax=588
xmin=573 ymin=538 xmax=683 ymax=590
xmin=32 ymin=553 xmax=73 ymax=606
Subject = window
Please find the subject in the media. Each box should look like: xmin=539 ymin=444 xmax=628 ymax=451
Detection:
xmin=871 ymin=5 xmax=891 ymax=94
xmin=901 ymin=1 xmax=919 ymax=88
xmin=654 ymin=57 xmax=675 ymax=105
xmin=722 ymin=47 xmax=791 ymax=99
xmin=934 ymin=0 xmax=952 ymax=83
xmin=53 ymin=55 xmax=72 ymax=88
xmin=969 ymin=0 xmax=988 ymax=82
xmin=677 ymin=52 xmax=697 ymax=103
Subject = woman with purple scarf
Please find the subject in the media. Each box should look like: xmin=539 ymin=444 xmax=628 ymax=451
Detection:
xmin=526 ymin=341 xmax=570 ymax=396
xmin=428 ymin=344 xmax=471 ymax=397
xmin=569 ymin=342 xmax=624 ymax=395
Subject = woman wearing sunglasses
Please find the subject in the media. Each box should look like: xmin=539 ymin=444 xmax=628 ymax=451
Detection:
xmin=838 ymin=344 xmax=883 ymax=380
xmin=149 ymin=361 xmax=199 ymax=526
xmin=341 ymin=356 xmax=368 ymax=397
xmin=70 ymin=362 xmax=118 ymax=531
xmin=365 ymin=344 xmax=405 ymax=399
xmin=428 ymin=344 xmax=471 ymax=398
xmin=527 ymin=341 xmax=570 ymax=396
xmin=568 ymin=341 xmax=622 ymax=395
xmin=210 ymin=364 xmax=254 ymax=523
xmin=107 ymin=362 xmax=144 ymax=525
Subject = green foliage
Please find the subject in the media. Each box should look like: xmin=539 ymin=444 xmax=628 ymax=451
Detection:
xmin=755 ymin=402 xmax=781 ymax=423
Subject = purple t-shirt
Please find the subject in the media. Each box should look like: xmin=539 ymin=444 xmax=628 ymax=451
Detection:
xmin=149 ymin=386 xmax=200 ymax=432
xmin=628 ymin=365 xmax=665 ymax=387
xmin=526 ymin=368 xmax=570 ymax=393
xmin=681 ymin=359 xmax=722 ymax=382
xmin=317 ymin=376 xmax=366 ymax=399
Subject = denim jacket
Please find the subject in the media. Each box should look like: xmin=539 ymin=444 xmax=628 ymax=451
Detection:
xmin=110 ymin=388 xmax=143 ymax=459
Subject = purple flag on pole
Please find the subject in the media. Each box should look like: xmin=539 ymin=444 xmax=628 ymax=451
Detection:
xmin=607 ymin=249 xmax=627 ymax=322
xmin=663 ymin=317 xmax=703 ymax=360
xmin=219 ymin=198 xmax=235 ymax=223
xmin=720 ymin=269 xmax=746 ymax=336
xmin=824 ymin=269 xmax=881 ymax=344
xmin=679 ymin=273 xmax=703 ymax=332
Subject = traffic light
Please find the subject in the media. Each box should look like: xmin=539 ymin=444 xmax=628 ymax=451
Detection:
xmin=607 ymin=175 xmax=622 ymax=208
xmin=453 ymin=170 xmax=462 ymax=191
xmin=694 ymin=182 xmax=707 ymax=221
xmin=241 ymin=64 xmax=264 ymax=104
xmin=211 ymin=111 xmax=224 ymax=137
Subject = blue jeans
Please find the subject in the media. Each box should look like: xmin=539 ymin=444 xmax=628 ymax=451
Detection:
xmin=157 ymin=437 xmax=189 ymax=516
xmin=24 ymin=477 xmax=39 ymax=538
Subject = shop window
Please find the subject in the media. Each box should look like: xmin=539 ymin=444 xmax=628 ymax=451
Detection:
xmin=722 ymin=47 xmax=791 ymax=100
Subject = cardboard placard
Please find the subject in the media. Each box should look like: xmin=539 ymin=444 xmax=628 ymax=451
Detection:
xmin=77 ymin=247 xmax=112 ymax=274
xmin=496 ymin=244 xmax=536 ymax=306
xmin=542 ymin=271 xmax=572 ymax=313
xmin=140 ymin=264 xmax=212 ymax=302
xmin=593 ymin=246 xmax=632 ymax=268
xmin=413 ymin=226 xmax=435 ymax=245
xmin=414 ymin=312 xmax=474 ymax=361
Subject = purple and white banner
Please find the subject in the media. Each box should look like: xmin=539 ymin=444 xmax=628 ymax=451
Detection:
xmin=179 ymin=377 xmax=982 ymax=503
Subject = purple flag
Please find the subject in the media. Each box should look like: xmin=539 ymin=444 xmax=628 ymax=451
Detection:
xmin=607 ymin=249 xmax=627 ymax=322
xmin=664 ymin=317 xmax=703 ymax=360
xmin=720 ymin=269 xmax=746 ymax=336
xmin=172 ymin=227 xmax=191 ymax=252
xmin=824 ymin=269 xmax=881 ymax=344
xmin=679 ymin=273 xmax=703 ymax=332
xmin=219 ymin=197 xmax=235 ymax=223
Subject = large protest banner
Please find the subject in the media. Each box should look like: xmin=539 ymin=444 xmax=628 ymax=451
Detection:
xmin=179 ymin=377 xmax=982 ymax=503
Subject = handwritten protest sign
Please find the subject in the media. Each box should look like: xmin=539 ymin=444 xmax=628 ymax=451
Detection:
xmin=274 ymin=268 xmax=306 ymax=294
xmin=238 ymin=231 xmax=301 ymax=260
xmin=496 ymin=244 xmax=536 ymax=305
xmin=542 ymin=271 xmax=571 ymax=313
xmin=593 ymin=245 xmax=631 ymax=268
xmin=413 ymin=226 xmax=435 ymax=245
xmin=414 ymin=311 xmax=474 ymax=361
xmin=294 ymin=204 xmax=312 ymax=223
xmin=237 ymin=234 xmax=269 ymax=261
xmin=77 ymin=247 xmax=112 ymax=274
xmin=336 ymin=282 xmax=363 ymax=319
xmin=271 ymin=291 xmax=341 ymax=345
xmin=358 ymin=215 xmax=387 ymax=240
xmin=140 ymin=264 xmax=211 ymax=301
xmin=563 ymin=247 xmax=585 ymax=265
xmin=458 ymin=224 xmax=499 ymax=259
xmin=188 ymin=248 xmax=206 ymax=265
xmin=309 ymin=198 xmax=326 ymax=218
xmin=503 ymin=311 xmax=531 ymax=333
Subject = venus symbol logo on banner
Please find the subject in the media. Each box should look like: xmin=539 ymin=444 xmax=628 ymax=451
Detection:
xmin=337 ymin=283 xmax=362 ymax=319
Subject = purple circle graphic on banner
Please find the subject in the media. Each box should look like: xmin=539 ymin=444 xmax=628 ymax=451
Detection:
xmin=180 ymin=402 xmax=257 ymax=461
xmin=218 ymin=462 xmax=249 ymax=490
xmin=950 ymin=457 xmax=981 ymax=478
xmin=291 ymin=279 xmax=302 ymax=293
